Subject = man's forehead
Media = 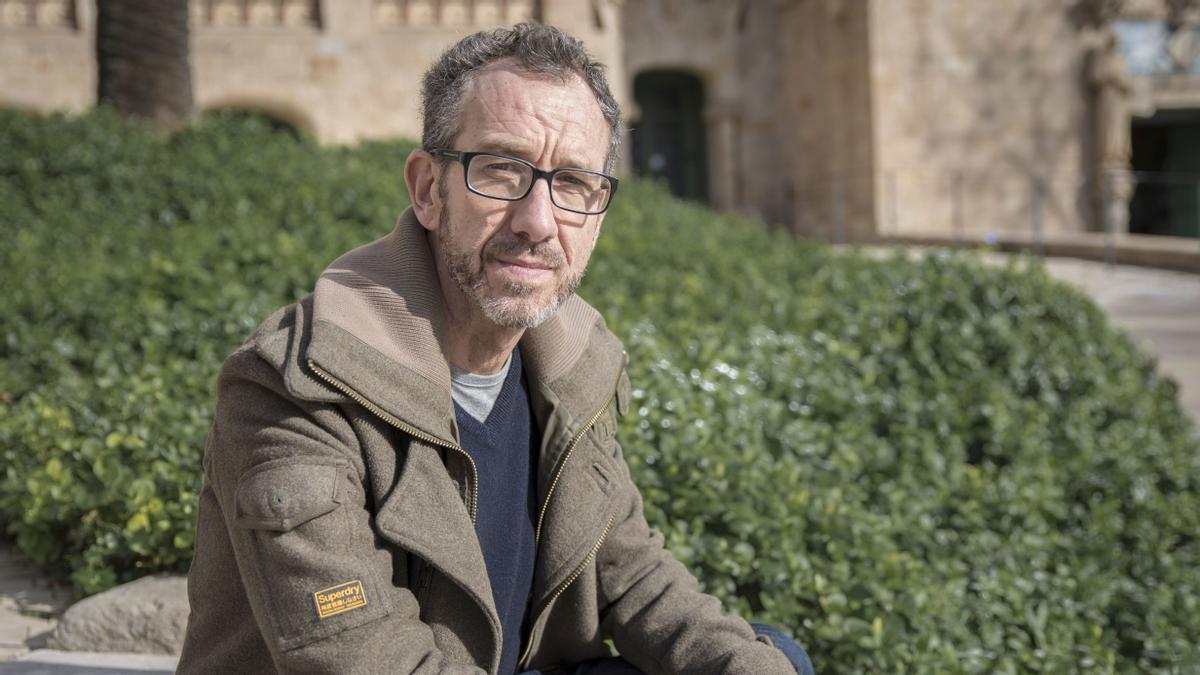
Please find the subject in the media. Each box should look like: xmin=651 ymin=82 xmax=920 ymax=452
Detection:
xmin=456 ymin=61 xmax=608 ymax=169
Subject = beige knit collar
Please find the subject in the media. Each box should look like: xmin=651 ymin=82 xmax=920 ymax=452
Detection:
xmin=300 ymin=207 xmax=609 ymax=443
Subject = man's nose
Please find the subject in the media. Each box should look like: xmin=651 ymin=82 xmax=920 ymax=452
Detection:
xmin=509 ymin=176 xmax=558 ymax=242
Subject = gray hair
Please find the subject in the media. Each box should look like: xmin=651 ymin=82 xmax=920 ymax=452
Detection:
xmin=420 ymin=23 xmax=622 ymax=172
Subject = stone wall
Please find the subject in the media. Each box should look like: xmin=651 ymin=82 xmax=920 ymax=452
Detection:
xmin=0 ymin=0 xmax=625 ymax=145
xmin=781 ymin=0 xmax=876 ymax=240
xmin=868 ymin=0 xmax=1095 ymax=240
xmin=194 ymin=0 xmax=624 ymax=144
xmin=0 ymin=0 xmax=95 ymax=113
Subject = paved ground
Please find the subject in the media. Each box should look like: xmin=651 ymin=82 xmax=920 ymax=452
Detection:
xmin=1035 ymin=257 xmax=1200 ymax=428
xmin=0 ymin=651 xmax=175 ymax=674
xmin=0 ymin=548 xmax=179 ymax=674
xmin=0 ymin=253 xmax=1194 ymax=673
xmin=0 ymin=542 xmax=66 ymax=664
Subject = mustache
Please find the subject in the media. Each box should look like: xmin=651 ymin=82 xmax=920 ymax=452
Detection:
xmin=484 ymin=236 xmax=565 ymax=268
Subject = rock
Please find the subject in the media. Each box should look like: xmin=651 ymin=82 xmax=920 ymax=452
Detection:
xmin=48 ymin=576 xmax=188 ymax=655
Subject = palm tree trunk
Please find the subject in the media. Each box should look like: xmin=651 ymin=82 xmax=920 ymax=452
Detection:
xmin=96 ymin=0 xmax=194 ymax=130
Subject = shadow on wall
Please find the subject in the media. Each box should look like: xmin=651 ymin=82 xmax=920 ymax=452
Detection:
xmin=198 ymin=98 xmax=317 ymax=139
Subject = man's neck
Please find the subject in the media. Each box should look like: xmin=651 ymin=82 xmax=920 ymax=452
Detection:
xmin=444 ymin=318 xmax=523 ymax=375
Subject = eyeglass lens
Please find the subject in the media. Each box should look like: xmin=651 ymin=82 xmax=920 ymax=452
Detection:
xmin=466 ymin=154 xmax=612 ymax=214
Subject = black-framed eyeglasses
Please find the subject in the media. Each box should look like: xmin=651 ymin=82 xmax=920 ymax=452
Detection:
xmin=431 ymin=149 xmax=618 ymax=215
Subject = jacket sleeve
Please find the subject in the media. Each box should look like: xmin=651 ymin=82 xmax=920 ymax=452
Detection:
xmin=593 ymin=374 xmax=796 ymax=675
xmin=187 ymin=348 xmax=485 ymax=675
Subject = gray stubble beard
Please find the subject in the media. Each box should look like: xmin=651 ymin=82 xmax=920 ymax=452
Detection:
xmin=437 ymin=204 xmax=587 ymax=330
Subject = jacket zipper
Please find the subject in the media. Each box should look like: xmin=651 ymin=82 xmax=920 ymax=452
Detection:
xmin=312 ymin=354 xmax=627 ymax=671
xmin=533 ymin=353 xmax=627 ymax=544
xmin=306 ymin=359 xmax=479 ymax=523
xmin=518 ymin=511 xmax=617 ymax=669
xmin=519 ymin=355 xmax=627 ymax=669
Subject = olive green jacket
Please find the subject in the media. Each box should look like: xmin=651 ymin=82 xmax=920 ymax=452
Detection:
xmin=178 ymin=209 xmax=793 ymax=674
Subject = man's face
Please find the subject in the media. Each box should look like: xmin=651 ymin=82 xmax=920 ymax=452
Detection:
xmin=427 ymin=61 xmax=610 ymax=330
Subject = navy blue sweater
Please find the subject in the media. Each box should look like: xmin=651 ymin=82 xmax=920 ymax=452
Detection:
xmin=452 ymin=348 xmax=539 ymax=675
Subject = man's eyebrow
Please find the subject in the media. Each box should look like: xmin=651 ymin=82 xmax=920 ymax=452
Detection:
xmin=477 ymin=141 xmax=535 ymax=159
xmin=476 ymin=141 xmax=595 ymax=170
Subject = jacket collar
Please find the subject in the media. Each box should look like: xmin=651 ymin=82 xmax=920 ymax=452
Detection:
xmin=278 ymin=207 xmax=622 ymax=446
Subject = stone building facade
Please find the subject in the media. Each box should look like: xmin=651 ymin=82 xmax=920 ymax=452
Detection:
xmin=868 ymin=0 xmax=1095 ymax=241
xmin=624 ymin=0 xmax=1200 ymax=243
xmin=2 ymin=0 xmax=1199 ymax=242
xmin=0 ymin=0 xmax=621 ymax=143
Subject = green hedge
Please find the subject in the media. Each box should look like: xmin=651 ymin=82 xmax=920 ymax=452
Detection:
xmin=2 ymin=109 xmax=1198 ymax=672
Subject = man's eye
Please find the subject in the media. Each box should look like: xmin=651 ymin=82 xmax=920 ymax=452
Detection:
xmin=555 ymin=173 xmax=598 ymax=192
xmin=481 ymin=161 xmax=523 ymax=174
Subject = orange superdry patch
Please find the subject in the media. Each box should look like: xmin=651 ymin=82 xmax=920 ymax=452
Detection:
xmin=313 ymin=579 xmax=367 ymax=619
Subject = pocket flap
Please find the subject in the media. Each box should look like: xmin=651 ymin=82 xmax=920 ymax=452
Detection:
xmin=235 ymin=458 xmax=345 ymax=531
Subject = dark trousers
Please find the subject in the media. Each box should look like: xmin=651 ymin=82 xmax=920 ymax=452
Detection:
xmin=564 ymin=623 xmax=815 ymax=675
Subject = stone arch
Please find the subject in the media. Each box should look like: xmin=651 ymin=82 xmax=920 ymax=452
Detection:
xmin=197 ymin=96 xmax=318 ymax=138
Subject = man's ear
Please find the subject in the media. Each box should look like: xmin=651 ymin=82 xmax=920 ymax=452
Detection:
xmin=405 ymin=148 xmax=441 ymax=231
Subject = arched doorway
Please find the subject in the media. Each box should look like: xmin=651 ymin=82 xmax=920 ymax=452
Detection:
xmin=1130 ymin=109 xmax=1200 ymax=239
xmin=631 ymin=70 xmax=709 ymax=203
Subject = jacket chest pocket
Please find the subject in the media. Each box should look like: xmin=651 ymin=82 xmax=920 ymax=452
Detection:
xmin=586 ymin=405 xmax=628 ymax=480
xmin=234 ymin=457 xmax=390 ymax=652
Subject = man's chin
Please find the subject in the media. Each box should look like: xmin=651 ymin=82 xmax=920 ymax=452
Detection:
xmin=477 ymin=291 xmax=568 ymax=330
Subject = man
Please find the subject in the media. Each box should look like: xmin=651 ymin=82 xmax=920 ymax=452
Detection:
xmin=179 ymin=23 xmax=812 ymax=675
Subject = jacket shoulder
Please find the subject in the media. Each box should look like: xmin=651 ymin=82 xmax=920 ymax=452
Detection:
xmin=207 ymin=297 xmax=360 ymax=480
xmin=244 ymin=295 xmax=310 ymax=371
xmin=215 ymin=294 xmax=338 ymax=405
